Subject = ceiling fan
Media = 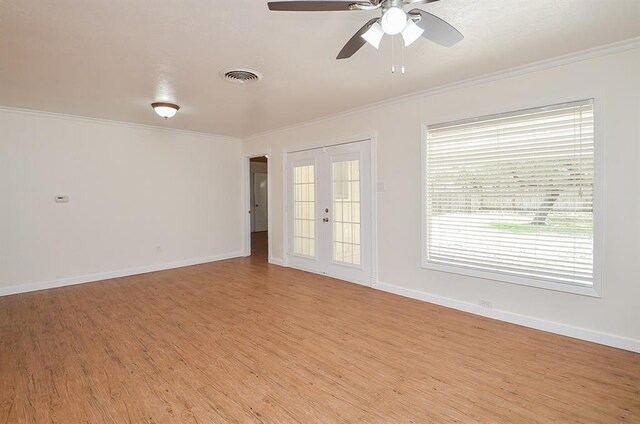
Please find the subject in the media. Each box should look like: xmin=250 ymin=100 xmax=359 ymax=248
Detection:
xmin=267 ymin=0 xmax=463 ymax=59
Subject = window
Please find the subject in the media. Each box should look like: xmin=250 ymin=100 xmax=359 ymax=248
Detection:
xmin=293 ymin=164 xmax=316 ymax=257
xmin=424 ymin=99 xmax=598 ymax=295
xmin=332 ymin=159 xmax=361 ymax=265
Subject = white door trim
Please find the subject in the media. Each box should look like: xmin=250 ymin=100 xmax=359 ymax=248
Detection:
xmin=284 ymin=132 xmax=374 ymax=154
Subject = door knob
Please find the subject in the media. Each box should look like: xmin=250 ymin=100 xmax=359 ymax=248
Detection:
xmin=322 ymin=218 xmax=329 ymax=223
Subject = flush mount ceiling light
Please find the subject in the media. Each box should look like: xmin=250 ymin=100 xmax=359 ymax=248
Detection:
xmin=267 ymin=0 xmax=463 ymax=60
xmin=151 ymin=102 xmax=179 ymax=119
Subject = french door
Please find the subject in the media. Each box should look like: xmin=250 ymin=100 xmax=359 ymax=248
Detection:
xmin=286 ymin=140 xmax=372 ymax=286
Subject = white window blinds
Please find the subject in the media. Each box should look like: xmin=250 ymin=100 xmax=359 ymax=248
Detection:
xmin=425 ymin=99 xmax=594 ymax=287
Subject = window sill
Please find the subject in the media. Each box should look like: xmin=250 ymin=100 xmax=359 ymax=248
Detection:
xmin=421 ymin=259 xmax=601 ymax=298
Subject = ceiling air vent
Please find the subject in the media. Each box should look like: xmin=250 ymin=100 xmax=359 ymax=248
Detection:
xmin=222 ymin=68 xmax=262 ymax=84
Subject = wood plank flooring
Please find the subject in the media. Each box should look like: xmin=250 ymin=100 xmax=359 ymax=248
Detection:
xmin=1 ymin=232 xmax=638 ymax=423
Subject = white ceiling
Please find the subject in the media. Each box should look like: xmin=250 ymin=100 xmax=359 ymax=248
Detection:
xmin=1 ymin=0 xmax=639 ymax=137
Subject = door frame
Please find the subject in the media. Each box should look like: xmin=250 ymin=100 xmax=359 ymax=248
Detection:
xmin=243 ymin=151 xmax=272 ymax=259
xmin=283 ymin=132 xmax=378 ymax=287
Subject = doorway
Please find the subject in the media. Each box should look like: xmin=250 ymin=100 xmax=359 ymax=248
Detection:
xmin=285 ymin=140 xmax=372 ymax=286
xmin=248 ymin=155 xmax=269 ymax=260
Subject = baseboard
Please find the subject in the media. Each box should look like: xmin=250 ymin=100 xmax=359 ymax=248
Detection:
xmin=0 ymin=251 xmax=244 ymax=297
xmin=268 ymin=256 xmax=286 ymax=266
xmin=374 ymin=281 xmax=640 ymax=353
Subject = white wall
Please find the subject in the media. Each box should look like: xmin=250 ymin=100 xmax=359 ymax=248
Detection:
xmin=0 ymin=109 xmax=245 ymax=295
xmin=243 ymin=46 xmax=640 ymax=351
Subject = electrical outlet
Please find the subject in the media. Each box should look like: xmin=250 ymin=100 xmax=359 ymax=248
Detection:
xmin=479 ymin=299 xmax=493 ymax=309
xmin=156 ymin=245 xmax=162 ymax=254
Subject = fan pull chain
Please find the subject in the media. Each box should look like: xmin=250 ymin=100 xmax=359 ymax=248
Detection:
xmin=389 ymin=36 xmax=406 ymax=74
xmin=391 ymin=35 xmax=395 ymax=73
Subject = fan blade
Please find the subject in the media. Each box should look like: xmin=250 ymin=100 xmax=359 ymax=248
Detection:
xmin=337 ymin=18 xmax=379 ymax=59
xmin=409 ymin=8 xmax=463 ymax=47
xmin=268 ymin=1 xmax=359 ymax=11
xmin=404 ymin=0 xmax=440 ymax=4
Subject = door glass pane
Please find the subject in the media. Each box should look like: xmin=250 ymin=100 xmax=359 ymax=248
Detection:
xmin=293 ymin=164 xmax=315 ymax=257
xmin=332 ymin=159 xmax=361 ymax=265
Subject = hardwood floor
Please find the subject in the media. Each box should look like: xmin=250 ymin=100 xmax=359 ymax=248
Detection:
xmin=251 ymin=231 xmax=268 ymax=261
xmin=1 ymin=237 xmax=638 ymax=423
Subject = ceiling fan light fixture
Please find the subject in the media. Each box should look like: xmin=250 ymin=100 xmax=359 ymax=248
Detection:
xmin=267 ymin=0 xmax=464 ymax=62
xmin=361 ymin=21 xmax=384 ymax=49
xmin=401 ymin=18 xmax=424 ymax=47
xmin=151 ymin=102 xmax=179 ymax=119
xmin=380 ymin=6 xmax=407 ymax=35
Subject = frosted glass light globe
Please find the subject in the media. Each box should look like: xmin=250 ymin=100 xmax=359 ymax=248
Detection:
xmin=151 ymin=102 xmax=180 ymax=119
xmin=401 ymin=19 xmax=424 ymax=46
xmin=361 ymin=22 xmax=385 ymax=49
xmin=381 ymin=7 xmax=407 ymax=35
xmin=154 ymin=106 xmax=177 ymax=118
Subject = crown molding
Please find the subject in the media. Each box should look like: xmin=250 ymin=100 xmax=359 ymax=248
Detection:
xmin=244 ymin=36 xmax=640 ymax=141
xmin=3 ymin=37 xmax=638 ymax=142
xmin=0 ymin=106 xmax=241 ymax=142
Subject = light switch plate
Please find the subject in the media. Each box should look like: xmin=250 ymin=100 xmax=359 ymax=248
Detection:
xmin=55 ymin=195 xmax=69 ymax=203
